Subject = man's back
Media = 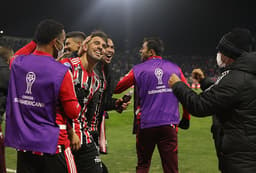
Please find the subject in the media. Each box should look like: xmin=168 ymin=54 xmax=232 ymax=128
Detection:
xmin=5 ymin=53 xmax=68 ymax=154
xmin=133 ymin=58 xmax=181 ymax=129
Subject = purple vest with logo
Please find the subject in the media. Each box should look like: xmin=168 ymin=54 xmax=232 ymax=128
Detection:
xmin=133 ymin=58 xmax=181 ymax=129
xmin=5 ymin=54 xmax=68 ymax=154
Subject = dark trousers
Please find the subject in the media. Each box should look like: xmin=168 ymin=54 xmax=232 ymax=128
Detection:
xmin=17 ymin=150 xmax=70 ymax=173
xmin=211 ymin=115 xmax=256 ymax=173
xmin=220 ymin=152 xmax=256 ymax=173
xmin=211 ymin=115 xmax=225 ymax=172
xmin=73 ymin=142 xmax=103 ymax=173
xmin=0 ymin=125 xmax=6 ymax=173
xmin=136 ymin=125 xmax=178 ymax=173
xmin=90 ymin=131 xmax=108 ymax=173
xmin=211 ymin=123 xmax=223 ymax=171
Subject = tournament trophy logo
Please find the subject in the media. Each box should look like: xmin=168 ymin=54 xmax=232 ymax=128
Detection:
xmin=154 ymin=68 xmax=163 ymax=85
xmin=25 ymin=72 xmax=36 ymax=94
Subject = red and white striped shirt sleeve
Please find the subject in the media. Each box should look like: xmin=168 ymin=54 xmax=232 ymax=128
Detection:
xmin=59 ymin=70 xmax=81 ymax=119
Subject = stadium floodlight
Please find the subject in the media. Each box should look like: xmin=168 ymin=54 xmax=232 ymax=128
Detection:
xmin=101 ymin=0 xmax=133 ymax=2
xmin=0 ymin=30 xmax=3 ymax=34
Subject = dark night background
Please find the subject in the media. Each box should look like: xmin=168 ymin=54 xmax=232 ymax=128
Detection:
xmin=1 ymin=0 xmax=256 ymax=55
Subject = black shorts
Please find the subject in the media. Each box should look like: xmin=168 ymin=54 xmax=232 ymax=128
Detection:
xmin=17 ymin=147 xmax=76 ymax=173
xmin=73 ymin=142 xmax=102 ymax=173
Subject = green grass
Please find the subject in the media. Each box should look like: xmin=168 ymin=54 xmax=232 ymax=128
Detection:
xmin=100 ymin=110 xmax=218 ymax=173
xmin=4 ymin=90 xmax=219 ymax=173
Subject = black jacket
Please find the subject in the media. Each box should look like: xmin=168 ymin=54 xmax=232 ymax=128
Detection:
xmin=199 ymin=77 xmax=214 ymax=91
xmin=0 ymin=57 xmax=10 ymax=122
xmin=172 ymin=52 xmax=256 ymax=171
xmin=86 ymin=62 xmax=117 ymax=127
xmin=100 ymin=62 xmax=117 ymax=112
xmin=200 ymin=75 xmax=223 ymax=129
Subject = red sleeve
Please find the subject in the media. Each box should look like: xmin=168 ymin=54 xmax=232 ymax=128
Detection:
xmin=10 ymin=40 xmax=37 ymax=68
xmin=60 ymin=58 xmax=70 ymax=64
xmin=114 ymin=69 xmax=135 ymax=94
xmin=59 ymin=70 xmax=81 ymax=119
xmin=14 ymin=40 xmax=37 ymax=56
xmin=60 ymin=58 xmax=74 ymax=71
xmin=179 ymin=68 xmax=191 ymax=120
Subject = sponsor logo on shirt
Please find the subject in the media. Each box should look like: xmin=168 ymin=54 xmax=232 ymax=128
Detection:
xmin=64 ymin=62 xmax=72 ymax=68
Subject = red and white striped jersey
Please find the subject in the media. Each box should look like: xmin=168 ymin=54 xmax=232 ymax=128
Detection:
xmin=61 ymin=57 xmax=100 ymax=145
xmin=87 ymin=63 xmax=107 ymax=133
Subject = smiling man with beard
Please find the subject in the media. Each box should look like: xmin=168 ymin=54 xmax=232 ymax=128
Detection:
xmin=86 ymin=37 xmax=130 ymax=173
xmin=61 ymin=30 xmax=108 ymax=173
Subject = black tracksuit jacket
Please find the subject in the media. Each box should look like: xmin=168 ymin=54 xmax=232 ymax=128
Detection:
xmin=172 ymin=52 xmax=256 ymax=173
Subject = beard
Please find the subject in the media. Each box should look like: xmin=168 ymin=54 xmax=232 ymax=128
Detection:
xmin=87 ymin=49 xmax=102 ymax=62
xmin=141 ymin=55 xmax=148 ymax=62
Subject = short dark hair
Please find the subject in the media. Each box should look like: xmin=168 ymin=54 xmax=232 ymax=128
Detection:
xmin=143 ymin=37 xmax=164 ymax=56
xmin=34 ymin=19 xmax=64 ymax=45
xmin=90 ymin=30 xmax=108 ymax=43
xmin=66 ymin=31 xmax=86 ymax=40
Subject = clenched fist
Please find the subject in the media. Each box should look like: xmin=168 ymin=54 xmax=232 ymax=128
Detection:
xmin=191 ymin=68 xmax=205 ymax=82
xmin=168 ymin=74 xmax=181 ymax=88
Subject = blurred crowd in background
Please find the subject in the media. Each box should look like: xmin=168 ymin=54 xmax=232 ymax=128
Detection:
xmin=0 ymin=35 xmax=219 ymax=87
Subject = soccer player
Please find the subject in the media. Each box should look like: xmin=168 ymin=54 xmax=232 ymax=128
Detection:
xmin=64 ymin=31 xmax=86 ymax=57
xmin=86 ymin=37 xmax=130 ymax=173
xmin=5 ymin=19 xmax=81 ymax=173
xmin=12 ymin=30 xmax=108 ymax=173
xmin=61 ymin=30 xmax=108 ymax=173
xmin=115 ymin=37 xmax=190 ymax=173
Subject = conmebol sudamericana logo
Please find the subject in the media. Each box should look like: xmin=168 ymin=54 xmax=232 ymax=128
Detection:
xmin=25 ymin=72 xmax=36 ymax=94
xmin=154 ymin=68 xmax=163 ymax=85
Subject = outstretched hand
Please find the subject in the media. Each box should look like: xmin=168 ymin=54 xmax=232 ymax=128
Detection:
xmin=168 ymin=74 xmax=181 ymax=88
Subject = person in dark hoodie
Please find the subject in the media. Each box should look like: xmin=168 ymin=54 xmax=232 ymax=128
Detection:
xmin=168 ymin=28 xmax=256 ymax=173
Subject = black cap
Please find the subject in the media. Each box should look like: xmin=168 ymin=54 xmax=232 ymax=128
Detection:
xmin=217 ymin=28 xmax=254 ymax=59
